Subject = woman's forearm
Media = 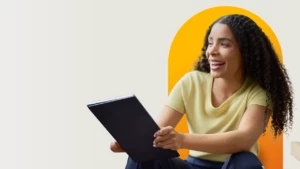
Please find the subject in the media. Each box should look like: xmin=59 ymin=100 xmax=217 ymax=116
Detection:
xmin=181 ymin=131 xmax=254 ymax=154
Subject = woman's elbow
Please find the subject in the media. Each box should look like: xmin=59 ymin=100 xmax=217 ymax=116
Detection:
xmin=240 ymin=145 xmax=252 ymax=152
xmin=239 ymin=140 xmax=255 ymax=152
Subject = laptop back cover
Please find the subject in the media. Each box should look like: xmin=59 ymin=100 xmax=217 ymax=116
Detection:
xmin=87 ymin=94 xmax=179 ymax=162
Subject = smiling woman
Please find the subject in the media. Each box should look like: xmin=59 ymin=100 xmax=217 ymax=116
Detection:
xmin=168 ymin=7 xmax=293 ymax=169
xmin=110 ymin=7 xmax=294 ymax=169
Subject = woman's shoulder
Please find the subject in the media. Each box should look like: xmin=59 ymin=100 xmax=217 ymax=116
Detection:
xmin=244 ymin=76 xmax=274 ymax=110
xmin=175 ymin=71 xmax=210 ymax=90
xmin=183 ymin=70 xmax=210 ymax=80
xmin=245 ymin=76 xmax=266 ymax=92
xmin=243 ymin=77 xmax=270 ymax=101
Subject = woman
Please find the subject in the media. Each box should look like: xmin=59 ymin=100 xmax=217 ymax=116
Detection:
xmin=111 ymin=14 xmax=294 ymax=169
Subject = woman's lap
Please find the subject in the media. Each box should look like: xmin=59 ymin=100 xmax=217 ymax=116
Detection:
xmin=125 ymin=152 xmax=263 ymax=169
xmin=125 ymin=156 xmax=193 ymax=169
xmin=186 ymin=156 xmax=224 ymax=169
xmin=125 ymin=155 xmax=223 ymax=169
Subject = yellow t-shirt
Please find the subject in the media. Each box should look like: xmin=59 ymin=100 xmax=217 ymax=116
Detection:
xmin=166 ymin=70 xmax=272 ymax=162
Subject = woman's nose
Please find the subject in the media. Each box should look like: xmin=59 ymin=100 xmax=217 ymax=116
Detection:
xmin=207 ymin=45 xmax=219 ymax=57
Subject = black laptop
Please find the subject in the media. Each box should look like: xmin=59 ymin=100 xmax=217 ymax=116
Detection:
xmin=87 ymin=94 xmax=179 ymax=162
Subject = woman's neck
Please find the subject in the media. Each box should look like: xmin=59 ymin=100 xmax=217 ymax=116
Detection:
xmin=212 ymin=75 xmax=245 ymax=97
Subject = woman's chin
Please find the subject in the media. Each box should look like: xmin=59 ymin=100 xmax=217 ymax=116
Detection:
xmin=210 ymin=71 xmax=223 ymax=78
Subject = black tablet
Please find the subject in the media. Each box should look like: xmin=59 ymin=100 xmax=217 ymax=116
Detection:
xmin=87 ymin=94 xmax=179 ymax=162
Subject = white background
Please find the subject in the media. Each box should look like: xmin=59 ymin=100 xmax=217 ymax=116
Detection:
xmin=0 ymin=0 xmax=299 ymax=169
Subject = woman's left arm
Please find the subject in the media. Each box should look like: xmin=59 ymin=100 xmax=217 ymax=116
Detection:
xmin=153 ymin=104 xmax=271 ymax=154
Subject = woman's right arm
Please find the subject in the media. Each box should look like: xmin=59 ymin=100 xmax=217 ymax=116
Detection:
xmin=155 ymin=105 xmax=184 ymax=128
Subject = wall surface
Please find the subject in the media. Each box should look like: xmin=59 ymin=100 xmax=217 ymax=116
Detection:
xmin=0 ymin=0 xmax=299 ymax=169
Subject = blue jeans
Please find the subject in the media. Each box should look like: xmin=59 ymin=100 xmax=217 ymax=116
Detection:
xmin=125 ymin=152 xmax=263 ymax=169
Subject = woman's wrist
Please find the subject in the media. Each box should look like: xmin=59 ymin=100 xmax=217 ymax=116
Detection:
xmin=179 ymin=133 xmax=188 ymax=149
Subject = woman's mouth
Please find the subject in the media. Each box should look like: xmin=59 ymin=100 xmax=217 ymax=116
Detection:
xmin=210 ymin=62 xmax=225 ymax=70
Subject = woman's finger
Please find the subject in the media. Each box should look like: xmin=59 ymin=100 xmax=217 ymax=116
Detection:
xmin=154 ymin=130 xmax=175 ymax=143
xmin=110 ymin=141 xmax=125 ymax=153
xmin=157 ymin=140 xmax=177 ymax=150
xmin=155 ymin=138 xmax=174 ymax=147
xmin=154 ymin=126 xmax=173 ymax=137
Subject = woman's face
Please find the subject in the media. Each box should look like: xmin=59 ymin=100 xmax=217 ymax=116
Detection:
xmin=206 ymin=23 xmax=243 ymax=79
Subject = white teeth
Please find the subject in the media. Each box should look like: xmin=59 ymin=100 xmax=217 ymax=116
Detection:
xmin=211 ymin=62 xmax=224 ymax=65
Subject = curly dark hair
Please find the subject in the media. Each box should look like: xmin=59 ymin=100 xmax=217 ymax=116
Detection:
xmin=194 ymin=14 xmax=293 ymax=138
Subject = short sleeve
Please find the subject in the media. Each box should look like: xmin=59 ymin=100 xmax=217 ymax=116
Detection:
xmin=247 ymin=84 xmax=273 ymax=111
xmin=165 ymin=73 xmax=191 ymax=114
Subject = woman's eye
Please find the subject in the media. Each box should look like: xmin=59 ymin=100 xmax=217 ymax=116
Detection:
xmin=221 ymin=43 xmax=229 ymax=47
xmin=208 ymin=42 xmax=213 ymax=46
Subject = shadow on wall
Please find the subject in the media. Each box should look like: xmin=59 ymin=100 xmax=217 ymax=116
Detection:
xmin=292 ymin=142 xmax=300 ymax=161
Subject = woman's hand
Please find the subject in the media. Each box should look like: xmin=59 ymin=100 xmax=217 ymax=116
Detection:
xmin=110 ymin=141 xmax=125 ymax=153
xmin=153 ymin=126 xmax=185 ymax=150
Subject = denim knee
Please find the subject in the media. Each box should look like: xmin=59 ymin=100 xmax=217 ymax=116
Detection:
xmin=222 ymin=152 xmax=263 ymax=169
